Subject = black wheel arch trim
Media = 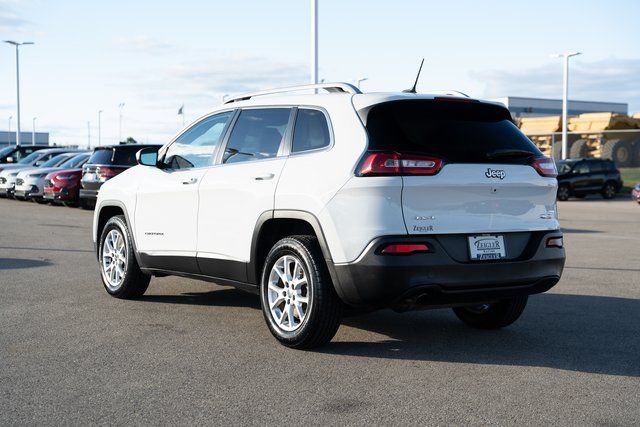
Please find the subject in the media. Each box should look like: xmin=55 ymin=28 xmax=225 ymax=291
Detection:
xmin=248 ymin=209 xmax=347 ymax=303
xmin=94 ymin=200 xmax=144 ymax=268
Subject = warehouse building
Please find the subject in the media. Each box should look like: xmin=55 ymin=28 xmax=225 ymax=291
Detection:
xmin=491 ymin=96 xmax=628 ymax=118
xmin=0 ymin=131 xmax=49 ymax=146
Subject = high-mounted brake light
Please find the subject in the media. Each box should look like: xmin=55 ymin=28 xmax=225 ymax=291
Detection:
xmin=381 ymin=243 xmax=430 ymax=255
xmin=531 ymin=157 xmax=557 ymax=178
xmin=357 ymin=152 xmax=443 ymax=176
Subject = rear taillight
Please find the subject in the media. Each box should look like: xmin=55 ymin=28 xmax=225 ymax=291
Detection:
xmin=546 ymin=237 xmax=563 ymax=248
xmin=531 ymin=157 xmax=557 ymax=178
xmin=357 ymin=152 xmax=443 ymax=176
xmin=380 ymin=243 xmax=430 ymax=255
xmin=96 ymin=167 xmax=119 ymax=182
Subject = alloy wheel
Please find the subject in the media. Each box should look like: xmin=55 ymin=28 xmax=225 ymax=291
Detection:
xmin=102 ymin=229 xmax=127 ymax=291
xmin=267 ymin=255 xmax=310 ymax=332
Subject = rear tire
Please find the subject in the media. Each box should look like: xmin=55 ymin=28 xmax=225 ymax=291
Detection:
xmin=98 ymin=215 xmax=150 ymax=299
xmin=557 ymin=184 xmax=570 ymax=201
xmin=601 ymin=181 xmax=617 ymax=199
xmin=602 ymin=139 xmax=632 ymax=167
xmin=260 ymin=235 xmax=343 ymax=349
xmin=453 ymin=296 xmax=528 ymax=329
xmin=569 ymin=139 xmax=589 ymax=159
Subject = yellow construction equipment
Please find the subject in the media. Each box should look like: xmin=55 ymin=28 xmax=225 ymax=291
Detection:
xmin=518 ymin=116 xmax=562 ymax=158
xmin=519 ymin=112 xmax=640 ymax=166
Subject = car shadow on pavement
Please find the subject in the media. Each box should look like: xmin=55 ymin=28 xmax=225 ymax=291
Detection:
xmin=141 ymin=289 xmax=261 ymax=309
xmin=323 ymin=293 xmax=640 ymax=377
xmin=0 ymin=257 xmax=53 ymax=270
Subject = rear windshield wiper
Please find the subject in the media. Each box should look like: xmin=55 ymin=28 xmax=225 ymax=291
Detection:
xmin=485 ymin=149 xmax=536 ymax=160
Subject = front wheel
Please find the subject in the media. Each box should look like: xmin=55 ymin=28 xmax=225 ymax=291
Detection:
xmin=260 ymin=235 xmax=343 ymax=349
xmin=98 ymin=215 xmax=150 ymax=299
xmin=452 ymin=296 xmax=528 ymax=329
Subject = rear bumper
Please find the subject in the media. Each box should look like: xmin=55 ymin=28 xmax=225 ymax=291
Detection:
xmin=333 ymin=231 xmax=565 ymax=309
xmin=79 ymin=189 xmax=99 ymax=201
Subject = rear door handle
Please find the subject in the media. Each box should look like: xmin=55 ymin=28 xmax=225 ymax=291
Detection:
xmin=254 ymin=173 xmax=275 ymax=181
xmin=182 ymin=177 xmax=198 ymax=185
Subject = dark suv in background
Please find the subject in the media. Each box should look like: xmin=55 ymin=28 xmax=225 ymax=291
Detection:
xmin=556 ymin=158 xmax=623 ymax=201
xmin=80 ymin=144 xmax=161 ymax=209
xmin=0 ymin=144 xmax=49 ymax=164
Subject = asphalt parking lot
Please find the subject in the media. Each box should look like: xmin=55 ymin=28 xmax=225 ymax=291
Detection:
xmin=0 ymin=198 xmax=638 ymax=425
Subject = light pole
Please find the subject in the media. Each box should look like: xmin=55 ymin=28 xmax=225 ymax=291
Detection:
xmin=311 ymin=0 xmax=318 ymax=90
xmin=32 ymin=117 xmax=37 ymax=145
xmin=98 ymin=110 xmax=103 ymax=146
xmin=8 ymin=116 xmax=12 ymax=145
xmin=118 ymin=103 xmax=125 ymax=143
xmin=4 ymin=41 xmax=34 ymax=146
xmin=355 ymin=77 xmax=368 ymax=89
xmin=552 ymin=51 xmax=581 ymax=159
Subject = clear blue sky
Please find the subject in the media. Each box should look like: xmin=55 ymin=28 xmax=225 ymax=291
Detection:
xmin=1 ymin=0 xmax=639 ymax=146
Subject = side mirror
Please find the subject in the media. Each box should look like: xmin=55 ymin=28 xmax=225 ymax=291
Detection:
xmin=136 ymin=147 xmax=159 ymax=167
xmin=35 ymin=160 xmax=43 ymax=166
xmin=5 ymin=156 xmax=14 ymax=163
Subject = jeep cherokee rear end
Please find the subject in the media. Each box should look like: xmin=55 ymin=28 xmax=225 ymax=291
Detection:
xmin=324 ymin=95 xmax=565 ymax=309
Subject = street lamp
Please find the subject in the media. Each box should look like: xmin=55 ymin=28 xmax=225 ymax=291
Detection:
xmin=32 ymin=117 xmax=37 ymax=145
xmin=98 ymin=110 xmax=103 ymax=146
xmin=4 ymin=41 xmax=34 ymax=146
xmin=311 ymin=0 xmax=318 ymax=91
xmin=118 ymin=103 xmax=125 ymax=143
xmin=355 ymin=77 xmax=368 ymax=89
xmin=552 ymin=51 xmax=581 ymax=159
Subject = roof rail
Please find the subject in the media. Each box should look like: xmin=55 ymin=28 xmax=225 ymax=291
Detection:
xmin=223 ymin=82 xmax=362 ymax=104
xmin=429 ymin=90 xmax=470 ymax=98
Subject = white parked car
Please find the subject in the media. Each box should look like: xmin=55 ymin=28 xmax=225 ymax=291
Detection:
xmin=0 ymin=148 xmax=79 ymax=198
xmin=93 ymin=83 xmax=565 ymax=348
xmin=14 ymin=152 xmax=90 ymax=201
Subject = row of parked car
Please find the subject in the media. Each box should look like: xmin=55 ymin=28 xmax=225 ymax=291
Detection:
xmin=0 ymin=142 xmax=638 ymax=207
xmin=0 ymin=143 xmax=160 ymax=208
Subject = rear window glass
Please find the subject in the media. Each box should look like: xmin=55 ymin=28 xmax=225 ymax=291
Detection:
xmin=365 ymin=100 xmax=542 ymax=163
xmin=87 ymin=146 xmax=147 ymax=166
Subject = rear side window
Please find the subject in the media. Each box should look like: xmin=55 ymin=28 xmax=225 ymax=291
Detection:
xmin=291 ymin=109 xmax=330 ymax=153
xmin=589 ymin=161 xmax=604 ymax=172
xmin=87 ymin=146 xmax=151 ymax=166
xmin=575 ymin=162 xmax=590 ymax=174
xmin=223 ymin=108 xmax=290 ymax=164
xmin=87 ymin=148 xmax=115 ymax=165
xmin=365 ymin=100 xmax=542 ymax=164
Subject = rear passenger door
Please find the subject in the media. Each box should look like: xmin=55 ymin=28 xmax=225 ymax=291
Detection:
xmin=571 ymin=161 xmax=591 ymax=192
xmin=196 ymin=108 xmax=293 ymax=281
xmin=587 ymin=160 xmax=606 ymax=189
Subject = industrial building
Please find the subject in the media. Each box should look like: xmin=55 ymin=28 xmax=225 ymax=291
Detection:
xmin=0 ymin=131 xmax=49 ymax=146
xmin=491 ymin=96 xmax=628 ymax=118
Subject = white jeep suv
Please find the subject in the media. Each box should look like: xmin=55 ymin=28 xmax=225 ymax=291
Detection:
xmin=93 ymin=83 xmax=565 ymax=349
